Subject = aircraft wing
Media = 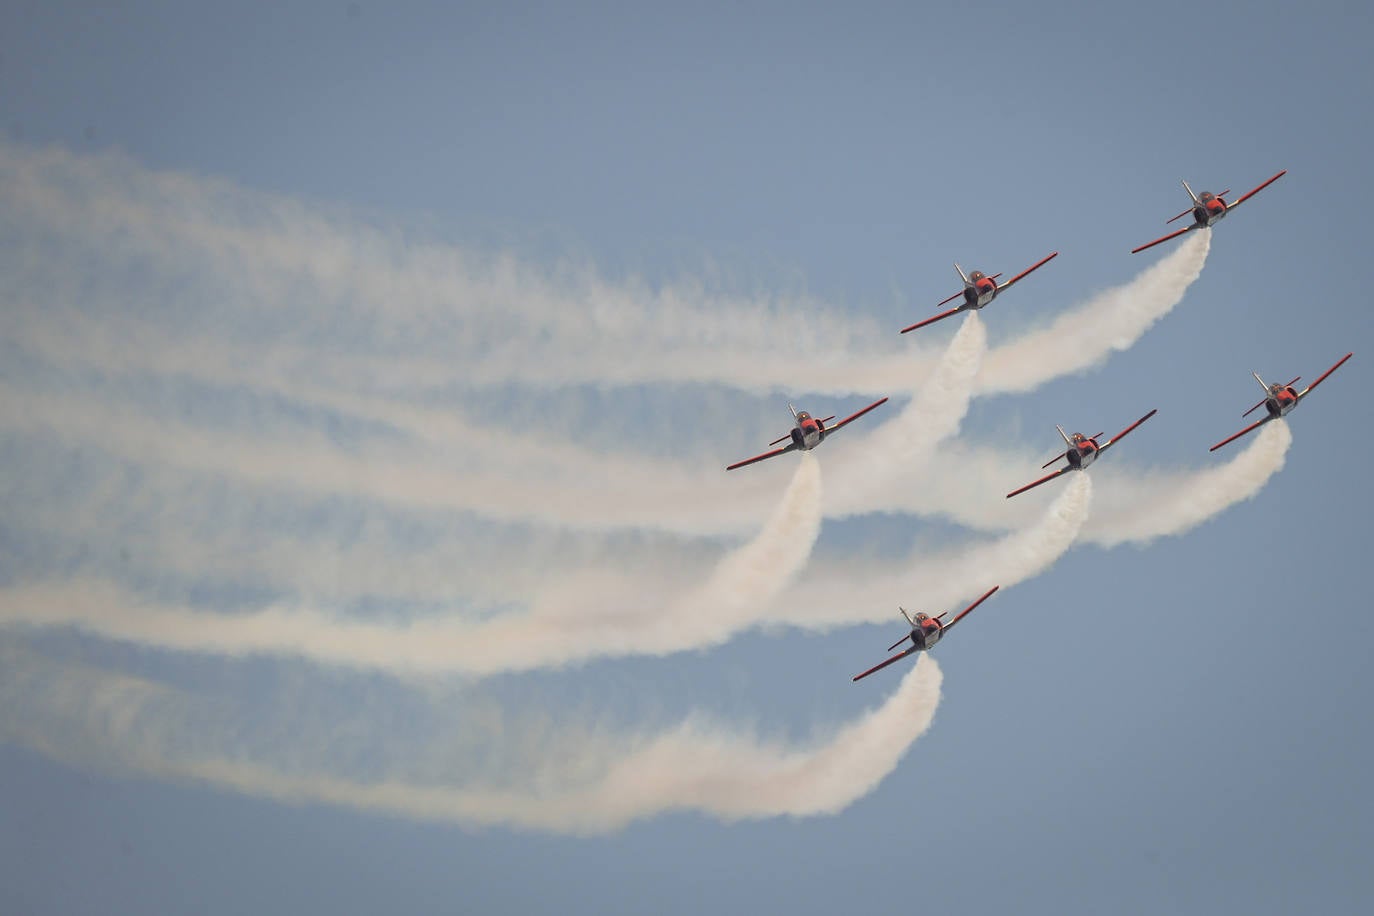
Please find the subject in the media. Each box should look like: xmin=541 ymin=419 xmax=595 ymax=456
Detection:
xmin=940 ymin=585 xmax=1000 ymax=634
xmin=1209 ymin=416 xmax=1270 ymax=453
xmin=1005 ymin=466 xmax=1074 ymax=499
xmin=935 ymin=289 xmax=965 ymax=308
xmin=995 ymin=251 xmax=1059 ymax=293
xmin=1099 ymin=409 xmax=1158 ymax=454
xmin=726 ymin=441 xmax=799 ymax=471
xmin=852 ymin=644 xmax=920 ymax=682
xmin=1297 ymin=352 xmax=1353 ymax=400
xmin=1132 ymin=225 xmax=1195 ymax=254
xmin=901 ymin=307 xmax=964 ymax=334
xmin=824 ymin=397 xmax=890 ymax=434
xmin=1227 ymin=169 xmax=1287 ymax=210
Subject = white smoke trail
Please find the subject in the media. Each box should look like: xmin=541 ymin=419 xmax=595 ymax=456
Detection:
xmin=3 ymin=141 xmax=1207 ymax=401
xmin=1084 ymin=419 xmax=1292 ymax=546
xmin=0 ymin=458 xmax=823 ymax=675
xmin=0 ymin=454 xmax=1102 ymax=679
xmin=829 ymin=418 xmax=1293 ymax=548
xmin=787 ymin=472 xmax=1093 ymax=629
xmin=977 ymin=230 xmax=1211 ymax=394
xmin=0 ymin=644 xmax=942 ymax=834
xmin=0 ymin=460 xmax=1091 ymax=678
xmin=0 ymin=309 xmax=981 ymax=540
xmin=182 ymin=656 xmax=942 ymax=832
xmin=824 ymin=313 xmax=986 ymax=515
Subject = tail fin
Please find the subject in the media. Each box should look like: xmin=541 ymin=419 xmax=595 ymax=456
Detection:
xmin=1252 ymin=371 xmax=1269 ymax=393
xmin=954 ymin=262 xmax=971 ymax=286
xmin=1056 ymin=424 xmax=1073 ymax=448
xmin=1182 ymin=178 xmax=1201 ymax=205
xmin=899 ymin=607 xmax=915 ymax=627
xmin=788 ymin=402 xmax=799 ymax=419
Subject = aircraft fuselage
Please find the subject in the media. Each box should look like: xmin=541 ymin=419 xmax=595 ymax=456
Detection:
xmin=790 ymin=414 xmax=826 ymax=450
xmin=1266 ymin=387 xmax=1299 ymax=418
xmin=963 ymin=272 xmax=998 ymax=308
xmin=1066 ymin=438 xmax=1101 ymax=469
xmin=907 ymin=618 xmax=944 ymax=651
xmin=1192 ymin=193 xmax=1229 ymax=228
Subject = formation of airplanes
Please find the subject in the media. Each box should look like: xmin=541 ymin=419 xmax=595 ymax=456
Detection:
xmin=719 ymin=167 xmax=1354 ymax=683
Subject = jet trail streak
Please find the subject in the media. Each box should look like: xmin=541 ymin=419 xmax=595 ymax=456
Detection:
xmin=0 ymin=458 xmax=824 ymax=675
xmin=785 ymin=472 xmax=1093 ymax=629
xmin=1084 ymin=420 xmax=1292 ymax=546
xmin=0 ymin=645 xmax=942 ymax=834
xmin=977 ymin=230 xmax=1211 ymax=394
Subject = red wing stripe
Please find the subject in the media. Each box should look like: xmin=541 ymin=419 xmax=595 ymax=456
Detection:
xmin=726 ymin=443 xmax=796 ymax=471
xmin=852 ymin=646 xmax=919 ymax=682
xmin=827 ymin=397 xmax=890 ymax=434
xmin=1131 ymin=225 xmax=1193 ymax=254
xmin=936 ymin=290 xmax=964 ymax=307
xmin=1006 ymin=467 xmax=1072 ymax=499
xmin=1165 ymin=206 xmax=1194 ymax=225
xmin=1298 ymin=352 xmax=1353 ymax=399
xmin=1101 ymin=409 xmax=1158 ymax=452
xmin=901 ymin=308 xmax=962 ymax=333
xmin=1241 ymin=397 xmax=1269 ymax=419
xmin=1231 ymin=169 xmax=1287 ymax=208
xmin=1209 ymin=418 xmax=1268 ymax=453
xmin=997 ymin=251 xmax=1059 ymax=291
xmin=942 ymin=585 xmax=999 ymax=632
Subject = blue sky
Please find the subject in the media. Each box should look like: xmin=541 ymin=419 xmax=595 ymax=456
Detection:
xmin=2 ymin=2 xmax=1372 ymax=913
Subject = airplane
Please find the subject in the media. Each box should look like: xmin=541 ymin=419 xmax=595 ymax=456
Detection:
xmin=725 ymin=397 xmax=889 ymax=470
xmin=1209 ymin=352 xmax=1353 ymax=452
xmin=1131 ymin=169 xmax=1287 ymax=254
xmin=899 ymin=251 xmax=1059 ymax=333
xmin=1006 ymin=409 xmax=1158 ymax=498
xmin=852 ymin=586 xmax=1000 ymax=682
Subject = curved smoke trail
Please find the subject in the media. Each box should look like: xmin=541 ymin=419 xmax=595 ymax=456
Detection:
xmin=824 ymin=312 xmax=986 ymax=516
xmin=0 ymin=457 xmax=824 ymax=676
xmin=831 ymin=418 xmax=1293 ymax=549
xmin=0 ymin=644 xmax=942 ymax=834
xmin=786 ymin=472 xmax=1093 ymax=629
xmin=0 ymin=459 xmax=1101 ymax=677
xmin=1084 ymin=419 xmax=1292 ymax=546
xmin=977 ymin=230 xmax=1211 ymax=394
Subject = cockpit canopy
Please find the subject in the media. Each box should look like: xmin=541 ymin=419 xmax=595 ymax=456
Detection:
xmin=796 ymin=411 xmax=811 ymax=421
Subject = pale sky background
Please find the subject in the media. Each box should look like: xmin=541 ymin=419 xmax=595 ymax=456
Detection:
xmin=2 ymin=2 xmax=1372 ymax=914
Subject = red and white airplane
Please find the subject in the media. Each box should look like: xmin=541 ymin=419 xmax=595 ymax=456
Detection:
xmin=852 ymin=586 xmax=1000 ymax=682
xmin=900 ymin=252 xmax=1059 ymax=333
xmin=1006 ymin=409 xmax=1158 ymax=498
xmin=1209 ymin=352 xmax=1353 ymax=452
xmin=1131 ymin=169 xmax=1286 ymax=254
xmin=726 ymin=397 xmax=889 ymax=470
